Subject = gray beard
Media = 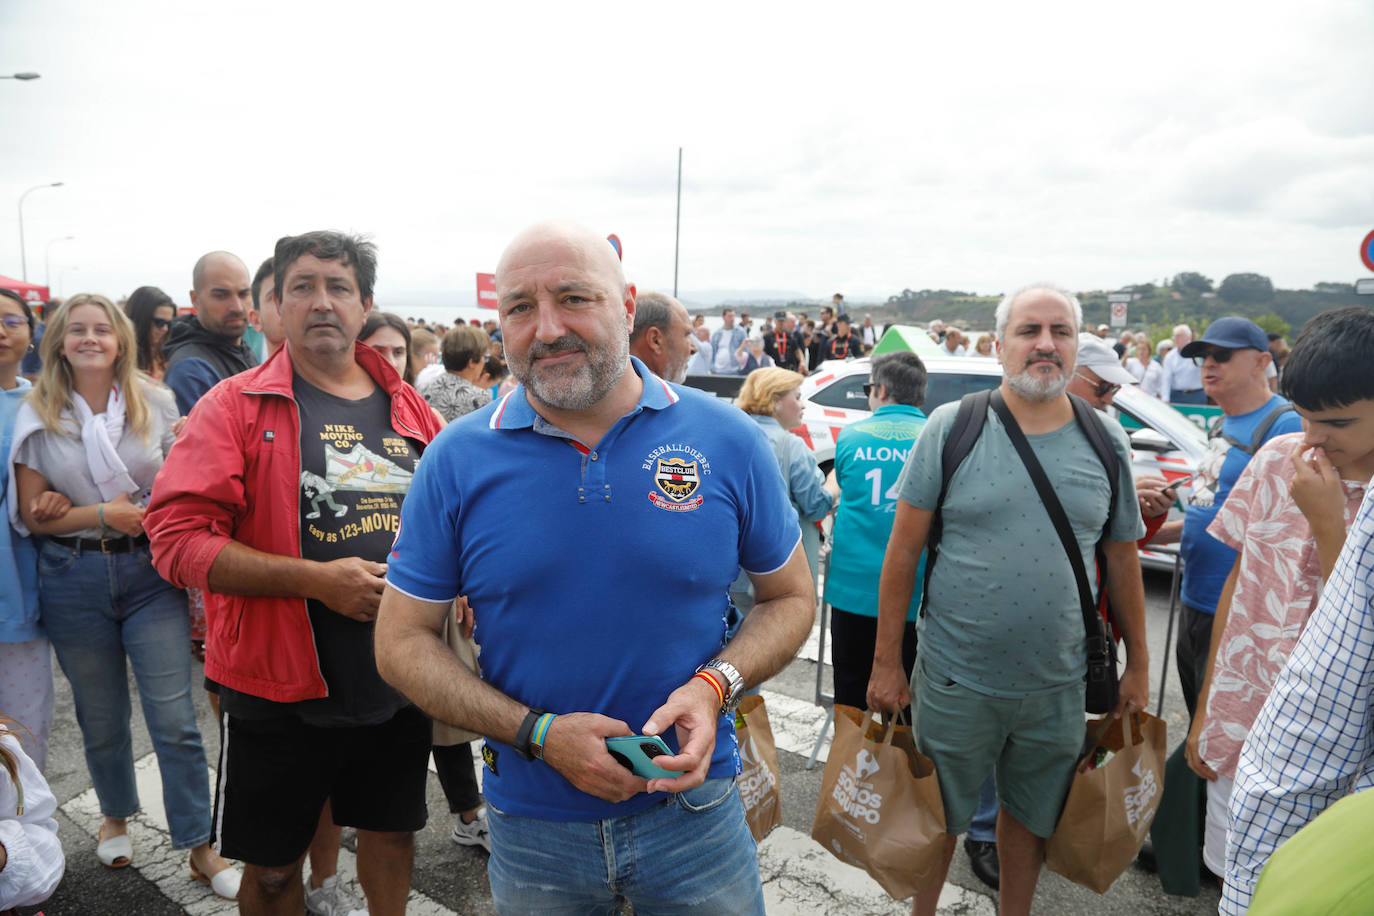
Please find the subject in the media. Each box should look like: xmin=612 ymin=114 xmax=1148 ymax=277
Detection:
xmin=1005 ymin=367 xmax=1069 ymax=402
xmin=511 ymin=329 xmax=629 ymax=411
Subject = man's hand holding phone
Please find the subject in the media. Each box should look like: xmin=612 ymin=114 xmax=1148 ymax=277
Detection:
xmin=639 ymin=674 xmax=721 ymax=794
xmin=538 ymin=712 xmax=647 ymax=804
xmin=1136 ymin=474 xmax=1190 ymax=519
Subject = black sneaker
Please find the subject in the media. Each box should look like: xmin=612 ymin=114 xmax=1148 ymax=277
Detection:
xmin=964 ymin=837 xmax=999 ymax=890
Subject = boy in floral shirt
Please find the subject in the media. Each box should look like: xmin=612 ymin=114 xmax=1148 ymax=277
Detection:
xmin=1185 ymin=307 xmax=1374 ymax=877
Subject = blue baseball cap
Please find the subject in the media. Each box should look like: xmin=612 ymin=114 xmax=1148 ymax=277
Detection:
xmin=1179 ymin=317 xmax=1268 ymax=357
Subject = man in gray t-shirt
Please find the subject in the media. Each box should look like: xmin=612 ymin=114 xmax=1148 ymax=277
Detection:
xmin=868 ymin=285 xmax=1149 ymax=914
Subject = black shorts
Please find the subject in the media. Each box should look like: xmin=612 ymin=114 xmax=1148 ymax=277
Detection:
xmin=213 ymin=705 xmax=431 ymax=866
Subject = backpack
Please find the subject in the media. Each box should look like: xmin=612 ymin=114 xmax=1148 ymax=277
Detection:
xmin=921 ymin=388 xmax=1120 ymax=623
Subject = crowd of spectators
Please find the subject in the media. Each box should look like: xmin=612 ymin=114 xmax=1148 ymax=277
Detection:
xmin=0 ymin=243 xmax=1369 ymax=916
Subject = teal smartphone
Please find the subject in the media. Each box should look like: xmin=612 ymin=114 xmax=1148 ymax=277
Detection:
xmin=605 ymin=735 xmax=679 ymax=780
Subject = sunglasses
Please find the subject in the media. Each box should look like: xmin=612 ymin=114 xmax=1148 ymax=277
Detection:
xmin=151 ymin=317 xmax=172 ymax=329
xmin=1190 ymin=347 xmax=1239 ymax=367
xmin=1075 ymin=372 xmax=1120 ymax=399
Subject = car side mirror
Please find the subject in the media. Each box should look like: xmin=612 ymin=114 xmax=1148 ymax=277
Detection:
xmin=1128 ymin=427 xmax=1172 ymax=452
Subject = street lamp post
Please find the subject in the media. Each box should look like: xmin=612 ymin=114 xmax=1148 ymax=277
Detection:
xmin=45 ymin=236 xmax=76 ymax=289
xmin=18 ymin=182 xmax=64 ymax=281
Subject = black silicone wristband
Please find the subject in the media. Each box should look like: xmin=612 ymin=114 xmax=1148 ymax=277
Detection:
xmin=513 ymin=708 xmax=546 ymax=762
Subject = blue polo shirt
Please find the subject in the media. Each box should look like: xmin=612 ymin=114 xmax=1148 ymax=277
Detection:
xmin=386 ymin=358 xmax=800 ymax=822
xmin=824 ymin=404 xmax=927 ymax=619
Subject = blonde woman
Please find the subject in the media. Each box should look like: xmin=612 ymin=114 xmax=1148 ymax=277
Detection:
xmin=5 ymin=295 xmax=238 ymax=898
xmin=734 ymin=368 xmax=836 ymax=583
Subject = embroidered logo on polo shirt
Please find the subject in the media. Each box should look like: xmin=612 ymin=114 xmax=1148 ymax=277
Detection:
xmin=482 ymin=742 xmax=499 ymax=776
xmin=641 ymin=444 xmax=711 ymax=512
xmin=650 ymin=457 xmax=704 ymax=512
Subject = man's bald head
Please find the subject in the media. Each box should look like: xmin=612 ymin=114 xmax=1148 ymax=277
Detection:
xmin=192 ymin=251 xmax=249 ymax=293
xmin=189 ymin=250 xmax=252 ymax=340
xmin=495 ymin=221 xmax=627 ymax=304
xmin=494 ymin=221 xmax=637 ymax=412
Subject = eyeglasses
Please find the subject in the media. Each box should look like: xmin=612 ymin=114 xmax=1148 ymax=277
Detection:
xmin=1191 ymin=347 xmax=1235 ymax=367
xmin=1 ymin=316 xmax=29 ymax=331
xmin=1075 ymin=372 xmax=1120 ymax=399
xmin=151 ymin=317 xmax=171 ymax=329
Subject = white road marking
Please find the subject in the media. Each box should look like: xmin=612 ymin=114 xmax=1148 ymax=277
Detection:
xmin=760 ymin=825 xmax=995 ymax=915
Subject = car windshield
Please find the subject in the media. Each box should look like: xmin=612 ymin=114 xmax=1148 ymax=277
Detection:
xmin=1112 ymin=386 xmax=1208 ymax=451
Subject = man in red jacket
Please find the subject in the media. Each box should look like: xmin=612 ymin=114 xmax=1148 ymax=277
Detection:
xmin=146 ymin=230 xmax=443 ymax=916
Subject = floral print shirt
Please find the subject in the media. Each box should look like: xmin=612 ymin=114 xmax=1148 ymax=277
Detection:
xmin=1199 ymin=432 xmax=1368 ymax=777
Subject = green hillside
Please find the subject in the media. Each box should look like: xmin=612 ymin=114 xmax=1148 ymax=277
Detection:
xmin=884 ymin=276 xmax=1372 ymax=339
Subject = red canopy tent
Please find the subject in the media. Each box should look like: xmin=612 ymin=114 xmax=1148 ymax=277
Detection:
xmin=0 ymin=274 xmax=51 ymax=307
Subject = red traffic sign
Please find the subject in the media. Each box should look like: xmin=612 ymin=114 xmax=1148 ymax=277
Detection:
xmin=476 ymin=272 xmax=497 ymax=309
xmin=1362 ymin=230 xmax=1374 ymax=272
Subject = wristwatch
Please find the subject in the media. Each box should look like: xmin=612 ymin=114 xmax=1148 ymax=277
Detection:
xmin=698 ymin=659 xmax=746 ymax=716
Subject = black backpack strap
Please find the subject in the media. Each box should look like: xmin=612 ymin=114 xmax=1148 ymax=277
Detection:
xmin=1067 ymin=393 xmax=1124 ymax=628
xmin=1249 ymin=403 xmax=1295 ymax=453
xmin=1210 ymin=403 xmax=1296 ymax=456
xmin=1067 ymin=394 xmax=1120 ymax=534
xmin=920 ymin=388 xmax=991 ymax=617
xmin=986 ymin=390 xmax=1102 ymax=650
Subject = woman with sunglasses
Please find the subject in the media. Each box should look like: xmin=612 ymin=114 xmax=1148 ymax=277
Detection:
xmin=6 ymin=294 xmax=239 ymax=898
xmin=124 ymin=286 xmax=177 ymax=380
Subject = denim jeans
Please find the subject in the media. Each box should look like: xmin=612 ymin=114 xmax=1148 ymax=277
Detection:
xmin=38 ymin=540 xmax=212 ymax=849
xmin=486 ymin=776 xmax=765 ymax=915
xmin=969 ymin=773 xmax=999 ymax=843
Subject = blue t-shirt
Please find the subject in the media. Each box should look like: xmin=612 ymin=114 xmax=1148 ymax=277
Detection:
xmin=1 ymin=379 xmax=40 ymax=642
xmin=825 ymin=404 xmax=927 ymax=619
xmin=1180 ymin=395 xmax=1302 ymax=615
xmin=386 ymin=358 xmax=800 ymax=821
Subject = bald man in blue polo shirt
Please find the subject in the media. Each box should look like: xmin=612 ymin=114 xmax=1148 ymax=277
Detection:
xmin=375 ymin=221 xmax=816 ymax=914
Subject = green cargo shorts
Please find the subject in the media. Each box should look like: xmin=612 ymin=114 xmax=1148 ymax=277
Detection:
xmin=911 ymin=656 xmax=1085 ymax=838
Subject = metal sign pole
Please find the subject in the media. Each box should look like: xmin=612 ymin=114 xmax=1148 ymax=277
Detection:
xmin=673 ymin=147 xmax=682 ymax=298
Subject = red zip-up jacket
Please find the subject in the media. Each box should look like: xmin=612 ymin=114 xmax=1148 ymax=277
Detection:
xmin=145 ymin=341 xmax=443 ymax=703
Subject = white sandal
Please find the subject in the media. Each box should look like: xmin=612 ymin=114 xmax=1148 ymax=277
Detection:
xmin=96 ymin=829 xmax=133 ymax=868
xmin=191 ymin=855 xmax=242 ymax=901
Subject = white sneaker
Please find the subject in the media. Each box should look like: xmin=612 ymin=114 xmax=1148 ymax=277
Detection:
xmin=304 ymin=874 xmax=365 ymax=916
xmin=450 ymin=808 xmax=491 ymax=853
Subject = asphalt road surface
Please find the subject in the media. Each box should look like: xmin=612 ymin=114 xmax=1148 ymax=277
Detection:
xmin=20 ymin=565 xmax=1221 ymax=915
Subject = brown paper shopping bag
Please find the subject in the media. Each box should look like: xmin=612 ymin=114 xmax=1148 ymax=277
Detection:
xmin=1047 ymin=711 xmax=1167 ymax=894
xmin=811 ymin=705 xmax=946 ymax=899
xmin=735 ymin=694 xmax=782 ymax=842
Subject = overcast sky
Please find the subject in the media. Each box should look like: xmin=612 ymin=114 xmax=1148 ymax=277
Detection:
xmin=3 ymin=1 xmax=1372 ymax=308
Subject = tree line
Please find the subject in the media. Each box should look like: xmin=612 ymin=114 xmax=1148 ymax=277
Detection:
xmin=883 ymin=273 xmax=1371 ymax=339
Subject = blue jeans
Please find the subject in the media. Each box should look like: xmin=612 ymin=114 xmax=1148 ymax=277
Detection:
xmin=486 ymin=776 xmax=765 ymax=915
xmin=38 ymin=540 xmax=212 ymax=849
xmin=969 ymin=774 xmax=998 ymax=843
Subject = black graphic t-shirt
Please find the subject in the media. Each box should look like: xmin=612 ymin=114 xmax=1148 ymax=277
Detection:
xmin=219 ymin=374 xmax=421 ymax=727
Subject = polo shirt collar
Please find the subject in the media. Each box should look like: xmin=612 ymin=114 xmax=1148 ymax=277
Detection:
xmin=488 ymin=356 xmax=678 ymax=431
xmin=873 ymin=404 xmax=925 ymax=419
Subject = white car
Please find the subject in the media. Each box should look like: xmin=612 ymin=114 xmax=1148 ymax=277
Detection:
xmin=794 ymin=355 xmax=1205 ymax=570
